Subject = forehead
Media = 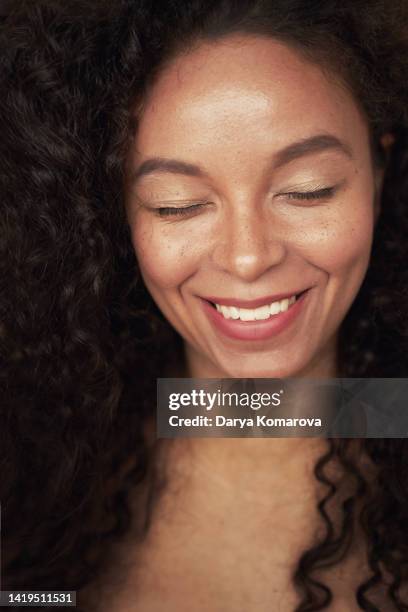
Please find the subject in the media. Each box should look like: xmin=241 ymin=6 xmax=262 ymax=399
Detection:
xmin=134 ymin=34 xmax=368 ymax=162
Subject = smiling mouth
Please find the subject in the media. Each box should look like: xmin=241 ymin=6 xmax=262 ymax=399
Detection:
xmin=207 ymin=290 xmax=308 ymax=322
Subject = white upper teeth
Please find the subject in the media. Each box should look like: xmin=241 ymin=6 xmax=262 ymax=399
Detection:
xmin=215 ymin=295 xmax=297 ymax=321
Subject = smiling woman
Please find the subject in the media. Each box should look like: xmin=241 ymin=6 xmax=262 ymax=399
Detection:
xmin=125 ymin=35 xmax=386 ymax=379
xmin=1 ymin=1 xmax=408 ymax=612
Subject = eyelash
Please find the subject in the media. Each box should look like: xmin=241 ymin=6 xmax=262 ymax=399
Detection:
xmin=155 ymin=186 xmax=336 ymax=217
xmin=285 ymin=186 xmax=336 ymax=201
xmin=157 ymin=202 xmax=207 ymax=217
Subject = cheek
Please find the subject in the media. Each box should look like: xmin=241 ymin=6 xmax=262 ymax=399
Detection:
xmin=130 ymin=217 xmax=201 ymax=290
xmin=298 ymin=194 xmax=375 ymax=277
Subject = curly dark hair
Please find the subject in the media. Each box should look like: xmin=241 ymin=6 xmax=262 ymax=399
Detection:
xmin=1 ymin=0 xmax=408 ymax=610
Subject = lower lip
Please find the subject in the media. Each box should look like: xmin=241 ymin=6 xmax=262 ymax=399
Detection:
xmin=201 ymin=290 xmax=310 ymax=342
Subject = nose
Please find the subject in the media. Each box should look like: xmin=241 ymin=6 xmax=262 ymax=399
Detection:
xmin=211 ymin=199 xmax=287 ymax=283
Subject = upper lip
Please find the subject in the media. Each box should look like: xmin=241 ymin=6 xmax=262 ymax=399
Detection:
xmin=202 ymin=290 xmax=308 ymax=309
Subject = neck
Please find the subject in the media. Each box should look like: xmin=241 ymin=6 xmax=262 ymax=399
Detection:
xmin=146 ymin=433 xmax=368 ymax=610
xmin=157 ymin=435 xmax=330 ymax=510
xmin=158 ymin=335 xmax=343 ymax=518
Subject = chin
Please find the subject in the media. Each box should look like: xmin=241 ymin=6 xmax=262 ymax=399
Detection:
xmin=214 ymin=359 xmax=300 ymax=379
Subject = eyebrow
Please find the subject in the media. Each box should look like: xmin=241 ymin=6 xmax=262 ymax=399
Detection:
xmin=131 ymin=133 xmax=354 ymax=182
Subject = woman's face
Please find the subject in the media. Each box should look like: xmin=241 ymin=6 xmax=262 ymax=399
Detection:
xmin=125 ymin=35 xmax=385 ymax=378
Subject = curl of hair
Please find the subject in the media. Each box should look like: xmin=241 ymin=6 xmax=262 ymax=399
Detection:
xmin=1 ymin=1 xmax=408 ymax=610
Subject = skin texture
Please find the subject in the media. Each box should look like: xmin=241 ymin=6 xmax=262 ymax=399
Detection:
xmin=125 ymin=35 xmax=387 ymax=380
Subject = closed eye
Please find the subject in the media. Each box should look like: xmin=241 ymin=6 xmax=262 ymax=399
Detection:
xmin=156 ymin=202 xmax=208 ymax=217
xmin=282 ymin=186 xmax=336 ymax=201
